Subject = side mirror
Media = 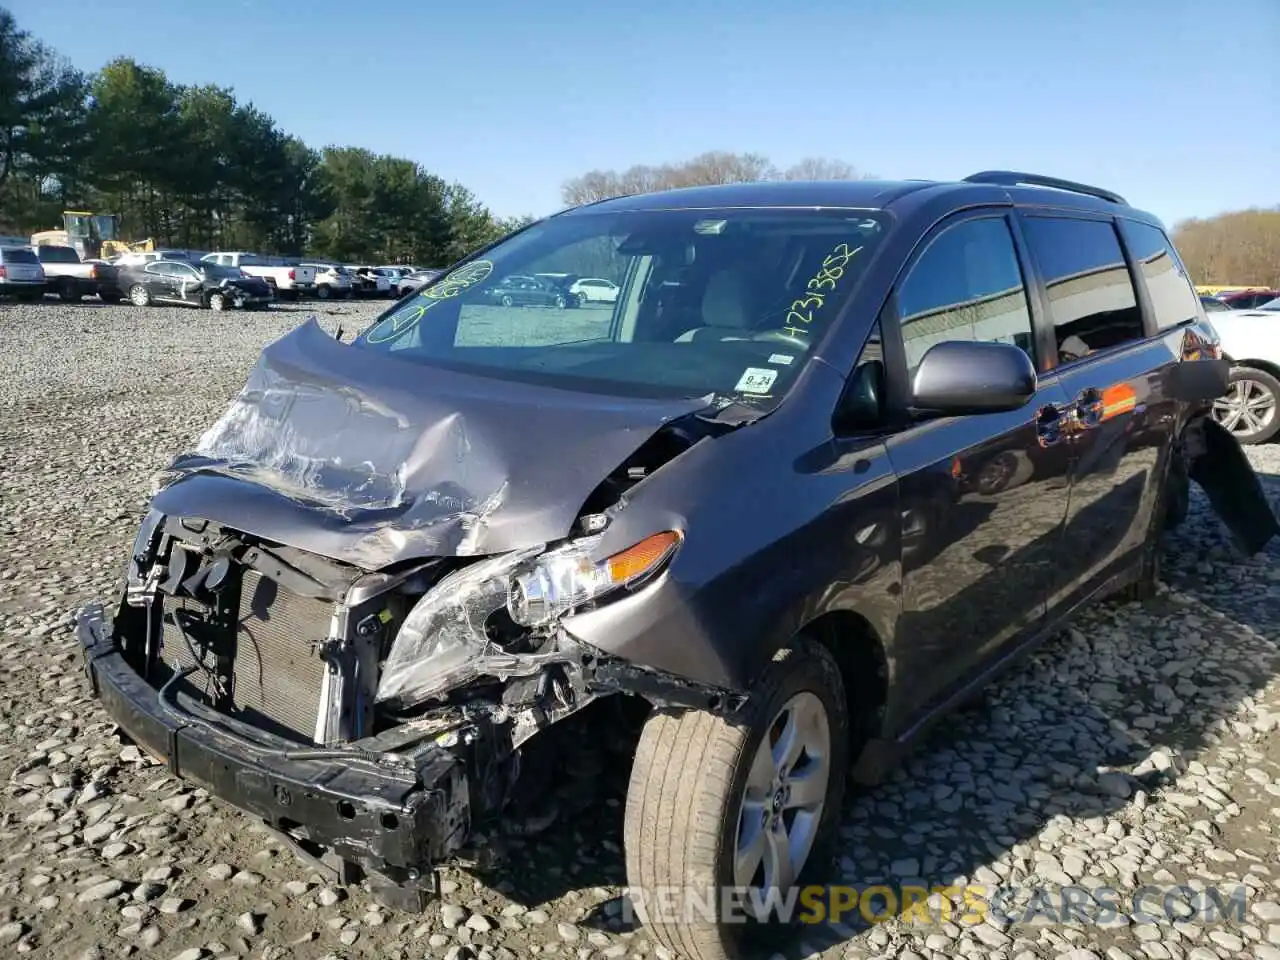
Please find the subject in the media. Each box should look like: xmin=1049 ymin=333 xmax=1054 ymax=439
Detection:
xmin=911 ymin=340 xmax=1036 ymax=415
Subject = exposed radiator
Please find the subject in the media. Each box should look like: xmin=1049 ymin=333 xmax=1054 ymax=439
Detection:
xmin=161 ymin=569 xmax=333 ymax=742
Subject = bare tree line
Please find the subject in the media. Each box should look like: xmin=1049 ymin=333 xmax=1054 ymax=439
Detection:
xmin=560 ymin=151 xmax=873 ymax=206
xmin=1172 ymin=207 xmax=1280 ymax=288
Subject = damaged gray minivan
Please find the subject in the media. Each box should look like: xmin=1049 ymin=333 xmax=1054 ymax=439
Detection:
xmin=78 ymin=172 xmax=1278 ymax=960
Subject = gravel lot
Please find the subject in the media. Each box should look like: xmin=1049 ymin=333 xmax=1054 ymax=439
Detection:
xmin=1 ymin=297 xmax=1279 ymax=960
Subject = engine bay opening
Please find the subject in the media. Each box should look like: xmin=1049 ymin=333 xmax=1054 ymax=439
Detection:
xmin=576 ymin=415 xmax=724 ymax=519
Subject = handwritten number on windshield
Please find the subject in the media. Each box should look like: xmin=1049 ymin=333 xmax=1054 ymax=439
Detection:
xmin=364 ymin=259 xmax=495 ymax=344
xmin=783 ymin=243 xmax=862 ymax=337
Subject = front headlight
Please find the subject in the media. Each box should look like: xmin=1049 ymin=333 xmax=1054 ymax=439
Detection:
xmin=507 ymin=530 xmax=682 ymax=627
xmin=374 ymin=530 xmax=683 ymax=708
xmin=375 ymin=547 xmax=543 ymax=707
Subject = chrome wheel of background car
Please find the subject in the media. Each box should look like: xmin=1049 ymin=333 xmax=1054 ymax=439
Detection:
xmin=733 ymin=690 xmax=830 ymax=915
xmin=129 ymin=284 xmax=149 ymax=307
xmin=1212 ymin=367 xmax=1280 ymax=445
xmin=501 ymin=294 xmax=514 ymax=307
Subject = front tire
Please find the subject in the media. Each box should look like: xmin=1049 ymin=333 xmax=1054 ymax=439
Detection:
xmin=317 ymin=284 xmax=331 ymax=299
xmin=624 ymin=638 xmax=849 ymax=960
xmin=208 ymin=292 xmax=227 ymax=311
xmin=129 ymin=284 xmax=151 ymax=307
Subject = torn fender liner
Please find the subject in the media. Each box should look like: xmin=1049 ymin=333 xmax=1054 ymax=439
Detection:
xmin=155 ymin=318 xmax=712 ymax=568
xmin=1187 ymin=417 xmax=1280 ymax=555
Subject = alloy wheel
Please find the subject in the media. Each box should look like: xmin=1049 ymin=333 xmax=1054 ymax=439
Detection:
xmin=1212 ymin=376 xmax=1277 ymax=440
xmin=732 ymin=690 xmax=830 ymax=916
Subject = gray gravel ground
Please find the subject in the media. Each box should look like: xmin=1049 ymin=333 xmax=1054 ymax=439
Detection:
xmin=1 ymin=297 xmax=1279 ymax=960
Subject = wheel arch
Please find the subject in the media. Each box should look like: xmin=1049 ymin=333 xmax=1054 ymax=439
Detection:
xmin=796 ymin=608 xmax=890 ymax=746
xmin=1226 ymin=356 xmax=1280 ymax=381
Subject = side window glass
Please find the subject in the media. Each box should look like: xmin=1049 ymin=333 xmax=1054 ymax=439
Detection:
xmin=896 ymin=217 xmax=1035 ymax=373
xmin=1119 ymin=220 xmax=1200 ymax=330
xmin=1022 ymin=217 xmax=1144 ymax=362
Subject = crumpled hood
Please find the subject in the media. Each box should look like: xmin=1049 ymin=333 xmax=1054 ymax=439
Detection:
xmin=153 ymin=317 xmax=712 ymax=569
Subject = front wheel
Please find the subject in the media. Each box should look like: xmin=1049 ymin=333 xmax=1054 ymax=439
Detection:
xmin=317 ymin=284 xmax=331 ymax=299
xmin=624 ymin=638 xmax=850 ymax=960
xmin=129 ymin=284 xmax=151 ymax=307
xmin=208 ymin=292 xmax=227 ymax=311
xmin=500 ymin=294 xmax=514 ymax=307
xmin=1211 ymin=365 xmax=1280 ymax=445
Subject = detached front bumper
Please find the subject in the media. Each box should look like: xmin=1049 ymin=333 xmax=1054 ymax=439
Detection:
xmin=76 ymin=602 xmax=469 ymax=909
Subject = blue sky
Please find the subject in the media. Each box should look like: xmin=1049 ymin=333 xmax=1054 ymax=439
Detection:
xmin=13 ymin=0 xmax=1278 ymax=225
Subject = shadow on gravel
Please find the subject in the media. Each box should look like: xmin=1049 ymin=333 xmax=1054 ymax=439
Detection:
xmin=468 ymin=470 xmax=1280 ymax=959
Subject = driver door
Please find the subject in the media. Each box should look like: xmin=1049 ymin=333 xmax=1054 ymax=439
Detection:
xmin=171 ymin=262 xmax=203 ymax=303
xmin=883 ymin=211 xmax=1074 ymax=716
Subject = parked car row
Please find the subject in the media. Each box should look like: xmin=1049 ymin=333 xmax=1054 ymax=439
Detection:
xmin=1199 ymin=286 xmax=1280 ymax=311
xmin=0 ymin=243 xmax=445 ymax=310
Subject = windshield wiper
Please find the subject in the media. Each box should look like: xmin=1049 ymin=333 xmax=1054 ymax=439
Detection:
xmin=694 ymin=394 xmax=769 ymax=426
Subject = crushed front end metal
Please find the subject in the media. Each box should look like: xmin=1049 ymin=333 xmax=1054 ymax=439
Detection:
xmin=76 ymin=505 xmax=739 ymax=910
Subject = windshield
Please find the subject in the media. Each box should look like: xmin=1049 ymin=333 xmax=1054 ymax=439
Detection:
xmin=204 ymin=263 xmax=244 ymax=279
xmin=354 ymin=207 xmax=889 ymax=408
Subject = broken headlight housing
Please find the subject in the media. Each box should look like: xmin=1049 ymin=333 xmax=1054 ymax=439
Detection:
xmin=374 ymin=531 xmax=682 ymax=709
xmin=506 ymin=530 xmax=682 ymax=627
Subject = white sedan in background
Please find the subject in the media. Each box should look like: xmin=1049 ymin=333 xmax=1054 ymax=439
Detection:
xmin=1209 ymin=295 xmax=1280 ymax=445
xmin=569 ymin=277 xmax=619 ymax=303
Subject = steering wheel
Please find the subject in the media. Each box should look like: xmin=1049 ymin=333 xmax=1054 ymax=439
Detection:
xmin=750 ymin=328 xmax=810 ymax=351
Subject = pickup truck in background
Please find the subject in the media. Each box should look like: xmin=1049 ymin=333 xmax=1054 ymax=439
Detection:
xmin=200 ymin=252 xmax=316 ymax=300
xmin=35 ymin=244 xmax=121 ymax=302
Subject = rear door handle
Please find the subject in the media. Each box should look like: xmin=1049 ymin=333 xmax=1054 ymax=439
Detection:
xmin=1071 ymin=388 xmax=1105 ymax=431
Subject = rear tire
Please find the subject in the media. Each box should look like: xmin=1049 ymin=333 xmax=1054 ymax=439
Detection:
xmin=58 ymin=280 xmax=80 ymax=302
xmin=624 ymin=637 xmax=850 ymax=960
xmin=317 ymin=284 xmax=331 ymax=299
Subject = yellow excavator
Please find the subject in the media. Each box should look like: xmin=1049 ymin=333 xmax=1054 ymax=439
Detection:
xmin=30 ymin=211 xmax=154 ymax=260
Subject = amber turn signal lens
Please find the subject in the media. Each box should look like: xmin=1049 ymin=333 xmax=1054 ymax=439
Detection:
xmin=605 ymin=531 xmax=682 ymax=584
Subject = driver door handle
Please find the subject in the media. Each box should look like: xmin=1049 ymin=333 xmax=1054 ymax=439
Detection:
xmin=1036 ymin=404 xmax=1065 ymax=446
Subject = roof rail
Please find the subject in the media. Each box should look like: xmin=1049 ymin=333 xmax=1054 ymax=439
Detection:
xmin=962 ymin=170 xmax=1126 ymax=205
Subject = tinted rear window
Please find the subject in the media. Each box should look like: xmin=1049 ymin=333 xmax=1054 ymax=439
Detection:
xmin=37 ymin=246 xmax=80 ymax=263
xmin=2 ymin=247 xmax=39 ymax=263
xmin=1119 ymin=220 xmax=1200 ymax=330
xmin=1021 ymin=216 xmax=1144 ymax=363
